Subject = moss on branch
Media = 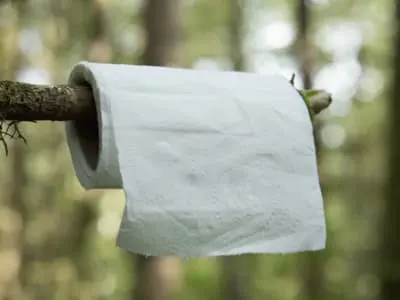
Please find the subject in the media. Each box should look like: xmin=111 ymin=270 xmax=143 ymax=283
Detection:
xmin=0 ymin=80 xmax=96 ymax=155
xmin=0 ymin=80 xmax=96 ymax=121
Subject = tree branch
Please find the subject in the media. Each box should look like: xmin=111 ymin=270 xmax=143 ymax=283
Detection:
xmin=0 ymin=79 xmax=332 ymax=155
xmin=0 ymin=80 xmax=96 ymax=121
xmin=0 ymin=79 xmax=331 ymax=122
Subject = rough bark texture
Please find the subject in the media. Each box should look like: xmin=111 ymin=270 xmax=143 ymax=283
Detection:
xmin=0 ymin=81 xmax=95 ymax=121
xmin=379 ymin=0 xmax=400 ymax=298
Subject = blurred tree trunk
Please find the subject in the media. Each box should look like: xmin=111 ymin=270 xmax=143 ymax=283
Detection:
xmin=70 ymin=0 xmax=109 ymax=287
xmin=132 ymin=1 xmax=182 ymax=300
xmin=296 ymin=0 xmax=312 ymax=89
xmin=3 ymin=1 xmax=106 ymax=299
xmin=378 ymin=0 xmax=400 ymax=299
xmin=295 ymin=1 xmax=326 ymax=299
xmin=141 ymin=0 xmax=181 ymax=67
xmin=0 ymin=4 xmax=17 ymax=299
xmin=228 ymin=0 xmax=245 ymax=71
xmin=5 ymin=2 xmax=36 ymax=299
xmin=220 ymin=1 xmax=251 ymax=300
xmin=86 ymin=0 xmax=112 ymax=63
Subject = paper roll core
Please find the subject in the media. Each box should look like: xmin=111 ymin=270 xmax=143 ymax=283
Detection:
xmin=72 ymin=113 xmax=100 ymax=170
xmin=66 ymin=62 xmax=123 ymax=189
xmin=67 ymin=74 xmax=100 ymax=172
xmin=69 ymin=84 xmax=100 ymax=171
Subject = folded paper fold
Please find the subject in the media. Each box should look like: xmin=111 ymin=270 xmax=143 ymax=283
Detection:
xmin=65 ymin=61 xmax=326 ymax=257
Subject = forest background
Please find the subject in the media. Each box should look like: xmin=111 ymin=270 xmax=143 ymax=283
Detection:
xmin=0 ymin=0 xmax=397 ymax=300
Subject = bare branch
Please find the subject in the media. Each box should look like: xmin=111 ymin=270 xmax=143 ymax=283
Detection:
xmin=0 ymin=78 xmax=332 ymax=155
xmin=0 ymin=80 xmax=96 ymax=121
xmin=0 ymin=80 xmax=97 ymax=155
xmin=0 ymin=79 xmax=331 ymax=122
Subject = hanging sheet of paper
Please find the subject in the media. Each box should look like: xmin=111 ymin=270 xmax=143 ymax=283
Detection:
xmin=65 ymin=61 xmax=326 ymax=257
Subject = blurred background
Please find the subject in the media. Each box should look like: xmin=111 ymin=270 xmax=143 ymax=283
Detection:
xmin=0 ymin=0 xmax=397 ymax=299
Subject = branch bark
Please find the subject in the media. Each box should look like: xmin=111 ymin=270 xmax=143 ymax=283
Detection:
xmin=0 ymin=79 xmax=331 ymax=122
xmin=0 ymin=80 xmax=95 ymax=121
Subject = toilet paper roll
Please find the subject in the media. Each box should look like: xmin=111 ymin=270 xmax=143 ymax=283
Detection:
xmin=65 ymin=61 xmax=326 ymax=257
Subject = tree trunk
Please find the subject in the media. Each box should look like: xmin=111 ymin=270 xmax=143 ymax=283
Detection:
xmin=2 ymin=1 xmax=108 ymax=299
xmin=295 ymin=1 xmax=326 ymax=299
xmin=220 ymin=2 xmax=251 ymax=300
xmin=132 ymin=1 xmax=182 ymax=300
xmin=228 ymin=0 xmax=245 ymax=72
xmin=141 ymin=0 xmax=181 ymax=67
xmin=70 ymin=0 xmax=109 ymax=288
xmin=296 ymin=0 xmax=312 ymax=90
xmin=5 ymin=2 xmax=37 ymax=299
xmin=378 ymin=1 xmax=400 ymax=299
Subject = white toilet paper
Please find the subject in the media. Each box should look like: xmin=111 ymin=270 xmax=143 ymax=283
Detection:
xmin=65 ymin=61 xmax=326 ymax=257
